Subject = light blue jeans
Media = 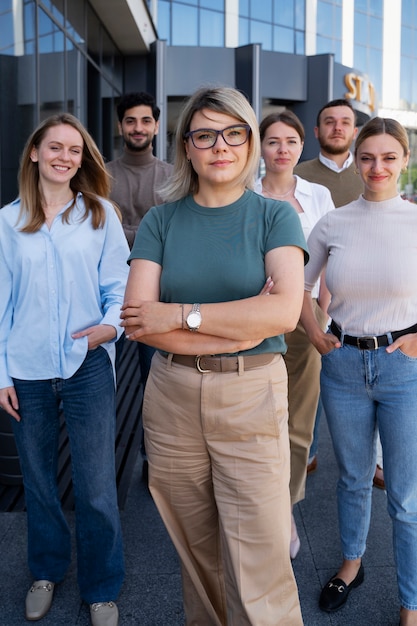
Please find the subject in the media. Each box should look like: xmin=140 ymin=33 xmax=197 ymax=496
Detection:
xmin=12 ymin=347 xmax=125 ymax=603
xmin=320 ymin=341 xmax=417 ymax=610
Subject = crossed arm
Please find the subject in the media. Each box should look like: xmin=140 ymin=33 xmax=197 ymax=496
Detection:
xmin=120 ymin=245 xmax=305 ymax=356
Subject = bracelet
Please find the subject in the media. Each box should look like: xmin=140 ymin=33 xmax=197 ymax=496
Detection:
xmin=181 ymin=304 xmax=185 ymax=330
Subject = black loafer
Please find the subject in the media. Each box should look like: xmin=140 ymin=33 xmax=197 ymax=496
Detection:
xmin=319 ymin=563 xmax=364 ymax=613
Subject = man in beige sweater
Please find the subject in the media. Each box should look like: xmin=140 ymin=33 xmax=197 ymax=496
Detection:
xmin=107 ymin=92 xmax=173 ymax=478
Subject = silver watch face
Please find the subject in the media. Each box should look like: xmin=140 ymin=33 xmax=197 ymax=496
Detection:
xmin=187 ymin=312 xmax=201 ymax=329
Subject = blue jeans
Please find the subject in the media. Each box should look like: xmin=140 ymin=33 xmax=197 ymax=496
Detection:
xmin=321 ymin=342 xmax=417 ymax=610
xmin=12 ymin=347 xmax=125 ymax=603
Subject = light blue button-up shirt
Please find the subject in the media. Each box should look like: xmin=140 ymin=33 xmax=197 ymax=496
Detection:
xmin=0 ymin=194 xmax=130 ymax=388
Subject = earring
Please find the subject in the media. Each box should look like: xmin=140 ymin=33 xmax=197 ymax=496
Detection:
xmin=402 ymin=166 xmax=408 ymax=173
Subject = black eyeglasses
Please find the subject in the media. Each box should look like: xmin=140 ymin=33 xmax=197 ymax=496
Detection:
xmin=184 ymin=124 xmax=251 ymax=149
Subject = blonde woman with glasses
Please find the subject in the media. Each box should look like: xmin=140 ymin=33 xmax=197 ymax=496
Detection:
xmin=121 ymin=86 xmax=308 ymax=625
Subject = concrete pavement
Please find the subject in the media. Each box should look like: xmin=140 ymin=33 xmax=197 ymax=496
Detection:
xmin=0 ymin=414 xmax=399 ymax=625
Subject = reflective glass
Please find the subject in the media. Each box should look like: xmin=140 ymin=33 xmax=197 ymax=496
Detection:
xmin=317 ymin=1 xmax=332 ymax=37
xmin=67 ymin=0 xmax=85 ymax=45
xmin=67 ymin=46 xmax=86 ymax=119
xmin=199 ymin=9 xmax=224 ymax=47
xmin=38 ymin=8 xmax=65 ymax=115
xmin=41 ymin=0 xmax=64 ymax=25
xmin=0 ymin=10 xmax=14 ymax=53
xmin=38 ymin=7 xmax=65 ymax=51
xmin=295 ymin=0 xmax=305 ymax=29
xmin=295 ymin=29 xmax=304 ymax=55
xmin=157 ymin=0 xmax=171 ymax=44
xmin=251 ymin=0 xmax=272 ymax=22
xmin=274 ymin=0 xmax=293 ymax=27
xmin=178 ymin=0 xmax=197 ymax=5
xmin=369 ymin=16 xmax=382 ymax=48
xmin=201 ymin=0 xmax=224 ymax=9
xmin=239 ymin=16 xmax=249 ymax=45
xmin=250 ymin=19 xmax=272 ymax=50
xmin=401 ymin=27 xmax=413 ymax=56
xmin=172 ymin=4 xmax=197 ymax=45
xmin=87 ymin=3 xmax=100 ymax=63
xmin=273 ymin=25 xmax=294 ymax=53
xmin=354 ymin=11 xmax=367 ymax=44
xmin=239 ymin=0 xmax=249 ymax=17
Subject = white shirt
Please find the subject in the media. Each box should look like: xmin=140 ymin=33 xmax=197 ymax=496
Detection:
xmin=254 ymin=175 xmax=335 ymax=298
xmin=319 ymin=151 xmax=354 ymax=173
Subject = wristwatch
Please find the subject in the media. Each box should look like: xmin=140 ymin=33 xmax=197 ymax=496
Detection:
xmin=186 ymin=303 xmax=202 ymax=331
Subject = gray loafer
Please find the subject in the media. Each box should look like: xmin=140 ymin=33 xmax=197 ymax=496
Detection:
xmin=25 ymin=580 xmax=55 ymax=621
xmin=90 ymin=601 xmax=119 ymax=626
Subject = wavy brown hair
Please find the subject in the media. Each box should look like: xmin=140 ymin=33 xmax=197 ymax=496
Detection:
xmin=18 ymin=113 xmax=114 ymax=232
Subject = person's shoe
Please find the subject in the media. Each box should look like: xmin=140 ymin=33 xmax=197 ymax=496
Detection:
xmin=373 ymin=464 xmax=385 ymax=490
xmin=307 ymin=455 xmax=317 ymax=474
xmin=319 ymin=563 xmax=364 ymax=613
xmin=25 ymin=580 xmax=55 ymax=621
xmin=90 ymin=601 xmax=119 ymax=626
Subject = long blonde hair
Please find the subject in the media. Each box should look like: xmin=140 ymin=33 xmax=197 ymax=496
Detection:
xmin=160 ymin=86 xmax=261 ymax=202
xmin=18 ymin=113 xmax=113 ymax=232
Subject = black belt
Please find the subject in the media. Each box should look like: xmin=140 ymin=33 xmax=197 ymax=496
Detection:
xmin=330 ymin=320 xmax=417 ymax=350
xmin=163 ymin=353 xmax=275 ymax=373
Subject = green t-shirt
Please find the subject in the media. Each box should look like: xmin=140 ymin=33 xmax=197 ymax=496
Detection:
xmin=129 ymin=189 xmax=308 ymax=355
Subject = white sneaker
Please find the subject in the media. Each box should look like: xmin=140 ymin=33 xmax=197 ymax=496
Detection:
xmin=90 ymin=601 xmax=119 ymax=626
xmin=25 ymin=580 xmax=55 ymax=621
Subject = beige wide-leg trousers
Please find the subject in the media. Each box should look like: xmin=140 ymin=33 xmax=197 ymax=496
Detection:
xmin=284 ymin=299 xmax=328 ymax=505
xmin=143 ymin=352 xmax=303 ymax=626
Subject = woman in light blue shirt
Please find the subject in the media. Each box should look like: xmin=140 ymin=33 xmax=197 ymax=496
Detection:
xmin=0 ymin=113 xmax=129 ymax=626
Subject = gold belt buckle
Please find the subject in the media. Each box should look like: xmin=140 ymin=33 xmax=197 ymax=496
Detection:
xmin=195 ymin=355 xmax=211 ymax=373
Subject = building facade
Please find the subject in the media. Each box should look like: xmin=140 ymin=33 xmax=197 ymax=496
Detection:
xmin=1 ymin=0 xmax=416 ymax=206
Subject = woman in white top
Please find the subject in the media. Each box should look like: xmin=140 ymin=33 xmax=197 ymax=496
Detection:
xmin=255 ymin=110 xmax=334 ymax=559
xmin=301 ymin=117 xmax=417 ymax=625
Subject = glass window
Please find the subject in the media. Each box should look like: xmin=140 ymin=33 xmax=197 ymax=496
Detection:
xmin=201 ymin=0 xmax=224 ymax=9
xmin=369 ymin=16 xmax=382 ymax=48
xmin=250 ymin=19 xmax=272 ymax=50
xmin=295 ymin=29 xmax=304 ymax=55
xmin=38 ymin=7 xmax=65 ymax=52
xmin=67 ymin=45 xmax=86 ymax=119
xmin=157 ymin=0 xmax=171 ymax=43
xmin=239 ymin=0 xmax=250 ymax=18
xmin=38 ymin=8 xmax=65 ymax=116
xmin=66 ymin=0 xmax=85 ymax=45
xmin=0 ymin=10 xmax=14 ymax=53
xmin=273 ymin=25 xmax=294 ymax=53
xmin=274 ymin=0 xmax=294 ymax=27
xmin=172 ymin=4 xmax=197 ymax=45
xmin=251 ymin=0 xmax=272 ymax=23
xmin=354 ymin=11 xmax=367 ymax=43
xmin=199 ymin=9 xmax=224 ymax=47
xmin=239 ymin=16 xmax=249 ymax=45
xmin=24 ymin=1 xmax=36 ymax=49
xmin=295 ymin=0 xmax=305 ymax=30
xmin=317 ymin=1 xmax=333 ymax=37
xmin=41 ymin=0 xmax=65 ymax=25
xmin=87 ymin=3 xmax=101 ymax=63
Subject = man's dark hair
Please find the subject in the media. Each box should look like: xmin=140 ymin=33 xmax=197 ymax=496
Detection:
xmin=116 ymin=92 xmax=160 ymax=123
xmin=316 ymin=98 xmax=357 ymax=127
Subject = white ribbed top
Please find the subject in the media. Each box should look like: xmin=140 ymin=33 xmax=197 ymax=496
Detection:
xmin=305 ymin=194 xmax=417 ymax=336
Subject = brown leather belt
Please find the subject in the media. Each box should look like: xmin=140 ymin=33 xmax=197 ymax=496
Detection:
xmin=164 ymin=353 xmax=275 ymax=373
